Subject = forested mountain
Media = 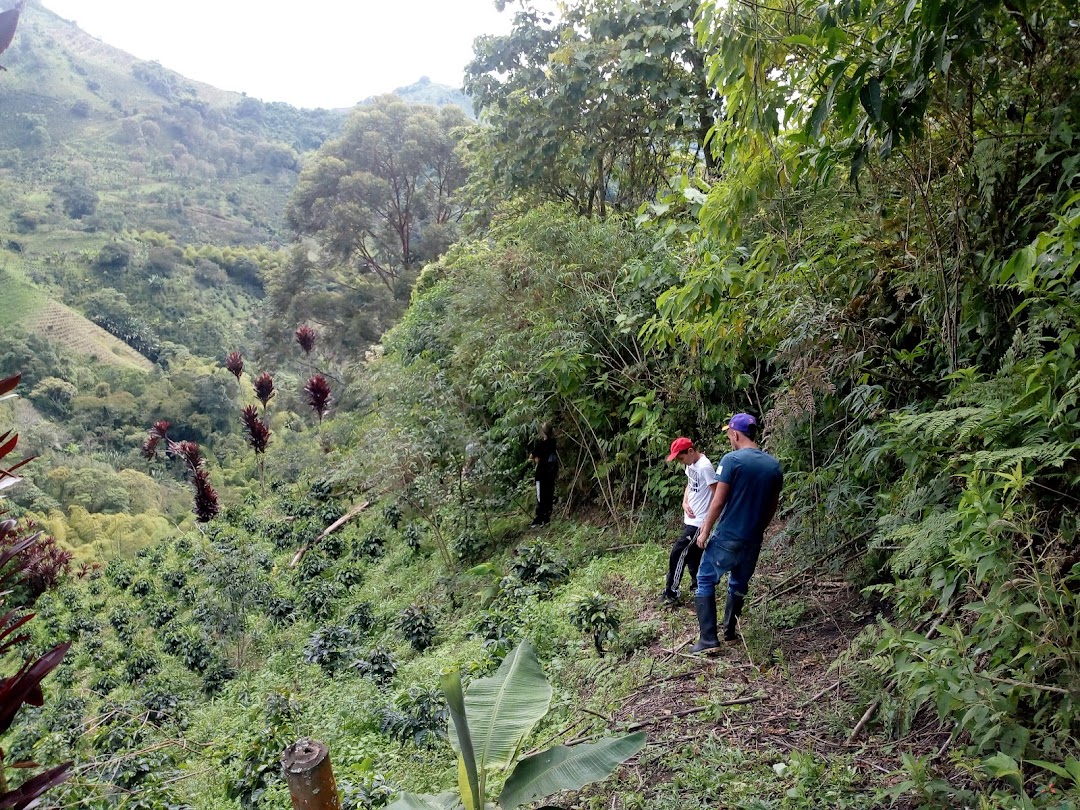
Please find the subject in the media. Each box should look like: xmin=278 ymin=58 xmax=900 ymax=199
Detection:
xmin=1 ymin=0 xmax=1078 ymax=808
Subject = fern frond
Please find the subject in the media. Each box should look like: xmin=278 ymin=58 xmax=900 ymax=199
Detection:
xmin=963 ymin=442 xmax=1077 ymax=471
xmin=872 ymin=511 xmax=957 ymax=576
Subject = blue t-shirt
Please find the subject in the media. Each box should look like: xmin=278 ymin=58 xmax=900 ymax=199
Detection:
xmin=712 ymin=448 xmax=783 ymax=546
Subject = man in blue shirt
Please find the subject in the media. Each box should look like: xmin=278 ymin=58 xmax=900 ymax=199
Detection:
xmin=690 ymin=413 xmax=783 ymax=652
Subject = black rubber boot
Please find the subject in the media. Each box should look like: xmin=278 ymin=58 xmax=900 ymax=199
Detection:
xmin=722 ymin=592 xmax=745 ymax=641
xmin=690 ymin=595 xmax=721 ymax=652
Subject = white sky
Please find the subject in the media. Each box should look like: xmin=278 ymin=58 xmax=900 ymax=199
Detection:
xmin=39 ymin=0 xmax=522 ymax=109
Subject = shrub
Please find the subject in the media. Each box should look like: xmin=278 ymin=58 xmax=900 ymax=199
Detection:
xmin=570 ymin=593 xmax=622 ymax=655
xmin=354 ymin=531 xmax=384 ymax=560
xmin=130 ymin=577 xmax=154 ymax=598
xmin=296 ymin=580 xmax=343 ymax=621
xmin=123 ymin=648 xmax=160 ymax=684
xmin=201 ymin=657 xmax=236 ymax=695
xmin=403 ymin=524 xmax=423 ymax=553
xmin=104 ymin=559 xmax=134 ymax=589
xmin=345 ymin=602 xmax=377 ymax=635
xmin=455 ymin=532 xmax=489 ymax=564
xmin=267 ymin=595 xmax=296 ymax=625
xmin=503 ymin=542 xmax=569 ymax=597
xmin=353 ymin=647 xmax=397 ymax=686
xmin=398 ymin=604 xmax=436 ymax=652
xmin=335 ymin=564 xmax=364 ymax=589
xmin=383 ymin=502 xmax=402 ymax=530
xmin=380 ymin=687 xmax=448 ymax=747
xmin=303 ymin=625 xmax=355 ymax=676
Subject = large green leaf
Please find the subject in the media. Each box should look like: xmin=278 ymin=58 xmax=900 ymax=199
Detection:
xmin=441 ymin=667 xmax=481 ymax=810
xmin=385 ymin=791 xmax=462 ymax=810
xmin=448 ymin=640 xmax=552 ymax=772
xmin=498 ymin=733 xmax=647 ymax=809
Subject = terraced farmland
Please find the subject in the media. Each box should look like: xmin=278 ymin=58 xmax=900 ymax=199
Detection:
xmin=26 ymin=299 xmax=155 ymax=372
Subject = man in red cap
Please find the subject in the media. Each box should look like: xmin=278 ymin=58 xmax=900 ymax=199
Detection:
xmin=690 ymin=413 xmax=783 ymax=652
xmin=661 ymin=437 xmax=717 ymax=604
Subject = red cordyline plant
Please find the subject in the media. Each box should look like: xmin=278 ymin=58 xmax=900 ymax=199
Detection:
xmin=252 ymin=372 xmax=276 ymax=409
xmin=295 ymin=324 xmax=317 ymax=355
xmin=304 ymin=374 xmax=332 ymax=423
xmin=141 ymin=420 xmax=171 ymax=461
xmin=0 ymin=525 xmax=73 ymax=806
xmin=0 ymin=374 xmax=73 ymax=806
xmin=141 ymin=423 xmax=219 ymax=522
xmin=0 ymin=520 xmax=72 ymax=602
xmin=241 ymin=406 xmax=271 ymax=454
xmin=241 ymin=405 xmax=271 ymax=492
xmin=225 ymin=351 xmax=244 ymax=380
xmin=0 ymin=375 xmax=34 ymax=492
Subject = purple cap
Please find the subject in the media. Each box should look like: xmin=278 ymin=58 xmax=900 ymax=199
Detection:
xmin=722 ymin=413 xmax=757 ymax=436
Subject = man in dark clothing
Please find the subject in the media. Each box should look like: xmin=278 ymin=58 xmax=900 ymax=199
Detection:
xmin=690 ymin=413 xmax=783 ymax=652
xmin=529 ymin=423 xmax=558 ymax=527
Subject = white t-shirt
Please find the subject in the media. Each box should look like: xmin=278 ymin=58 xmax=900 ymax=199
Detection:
xmin=684 ymin=454 xmax=715 ymax=528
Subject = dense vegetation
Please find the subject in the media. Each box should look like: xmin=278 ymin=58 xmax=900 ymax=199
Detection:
xmin=0 ymin=0 xmax=1078 ymax=807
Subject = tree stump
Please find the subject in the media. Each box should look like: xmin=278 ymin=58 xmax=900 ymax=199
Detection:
xmin=281 ymin=738 xmax=342 ymax=810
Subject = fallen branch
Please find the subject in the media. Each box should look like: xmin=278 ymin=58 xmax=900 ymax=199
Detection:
xmin=983 ymin=675 xmax=1072 ymax=696
xmin=563 ymin=695 xmax=766 ymax=746
xmin=846 ymin=699 xmax=880 ymax=744
xmin=799 ymin=680 xmax=840 ymax=708
xmin=751 ymin=534 xmax=866 ymax=607
xmin=846 ymin=603 xmax=953 ymax=743
xmin=289 ymin=501 xmax=370 ymax=568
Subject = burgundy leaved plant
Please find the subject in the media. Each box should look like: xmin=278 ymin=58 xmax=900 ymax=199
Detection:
xmin=169 ymin=440 xmax=203 ymax=470
xmin=252 ymin=372 xmax=276 ymax=409
xmin=225 ymin=351 xmax=244 ymax=381
xmin=141 ymin=419 xmax=219 ymax=522
xmin=304 ymin=375 xmax=332 ymax=423
xmin=191 ymin=468 xmax=220 ymax=523
xmin=241 ymin=406 xmax=271 ymax=454
xmin=0 ymin=520 xmax=72 ymax=601
xmin=295 ymin=324 xmax=317 ymax=355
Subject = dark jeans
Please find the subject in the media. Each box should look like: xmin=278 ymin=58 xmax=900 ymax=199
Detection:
xmin=695 ymin=533 xmax=763 ymax=599
xmin=534 ymin=465 xmax=556 ymax=524
xmin=665 ymin=524 xmax=702 ymax=597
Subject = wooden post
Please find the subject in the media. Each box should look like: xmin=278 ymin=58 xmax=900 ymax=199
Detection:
xmin=281 ymin=738 xmax=342 ymax=810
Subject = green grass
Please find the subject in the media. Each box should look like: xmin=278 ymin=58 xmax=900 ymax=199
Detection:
xmin=0 ymin=268 xmax=45 ymax=324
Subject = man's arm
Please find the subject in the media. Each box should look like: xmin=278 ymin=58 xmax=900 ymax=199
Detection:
xmin=682 ymin=484 xmax=693 ymax=520
xmin=763 ymin=490 xmax=780 ymax=530
xmin=696 ymin=481 xmax=728 ymax=548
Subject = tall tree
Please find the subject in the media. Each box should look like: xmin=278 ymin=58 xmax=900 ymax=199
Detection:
xmin=464 ymin=0 xmax=719 ymax=216
xmin=286 ymin=96 xmax=472 ymax=297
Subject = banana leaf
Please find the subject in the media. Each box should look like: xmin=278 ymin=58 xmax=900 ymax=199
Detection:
xmin=385 ymin=791 xmax=462 ymax=810
xmin=448 ymin=640 xmax=552 ymax=772
xmin=499 ymin=732 xmax=647 ymax=810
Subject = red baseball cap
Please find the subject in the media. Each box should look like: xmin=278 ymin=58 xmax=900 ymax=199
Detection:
xmin=666 ymin=437 xmax=694 ymax=461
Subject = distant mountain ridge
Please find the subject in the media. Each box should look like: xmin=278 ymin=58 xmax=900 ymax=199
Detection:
xmin=371 ymin=76 xmax=474 ymax=118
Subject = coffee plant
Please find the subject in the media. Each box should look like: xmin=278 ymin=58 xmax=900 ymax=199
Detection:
xmin=346 ymin=601 xmax=377 ymax=634
xmin=380 ymin=687 xmax=448 ymax=747
xmin=353 ymin=646 xmax=397 ymax=686
xmin=570 ymin=593 xmax=621 ymax=655
xmin=403 ymin=524 xmax=423 ymax=553
xmin=303 ymin=624 xmax=356 ymax=675
xmin=503 ymin=542 xmax=569 ymax=597
xmin=382 ymin=501 xmax=403 ymax=530
xmin=296 ymin=579 xmax=344 ymax=620
xmin=355 ymin=530 xmax=385 ymax=560
xmin=398 ymin=604 xmax=436 ymax=652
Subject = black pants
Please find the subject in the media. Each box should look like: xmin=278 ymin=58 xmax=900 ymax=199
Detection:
xmin=665 ymin=524 xmax=702 ymax=597
xmin=534 ymin=465 xmax=556 ymax=524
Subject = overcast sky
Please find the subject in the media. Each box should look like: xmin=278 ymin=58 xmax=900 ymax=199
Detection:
xmin=39 ymin=0 xmax=522 ymax=109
